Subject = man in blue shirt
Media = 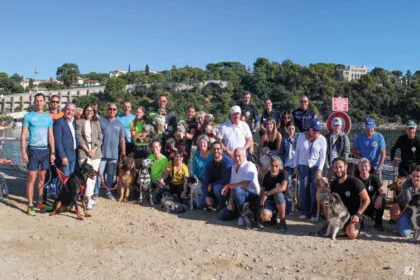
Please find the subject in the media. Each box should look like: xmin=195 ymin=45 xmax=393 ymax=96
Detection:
xmin=351 ymin=118 xmax=386 ymax=175
xmin=96 ymin=103 xmax=126 ymax=200
xmin=292 ymin=95 xmax=317 ymax=132
xmin=21 ymin=93 xmax=55 ymax=216
xmin=116 ymin=100 xmax=135 ymax=155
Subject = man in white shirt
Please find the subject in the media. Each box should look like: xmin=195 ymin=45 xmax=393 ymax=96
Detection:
xmin=217 ymin=105 xmax=254 ymax=158
xmin=219 ymin=147 xmax=260 ymax=224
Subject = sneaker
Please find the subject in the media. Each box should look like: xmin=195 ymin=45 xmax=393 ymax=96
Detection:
xmin=27 ymin=206 xmax=36 ymax=216
xmin=86 ymin=200 xmax=95 ymax=210
xmin=92 ymin=194 xmax=99 ymax=200
xmin=37 ymin=203 xmax=53 ymax=211
xmin=256 ymin=222 xmax=264 ymax=230
xmin=106 ymin=192 xmax=116 ymax=201
xmin=279 ymin=220 xmax=288 ymax=231
xmin=237 ymin=217 xmax=245 ymax=227
xmin=298 ymin=214 xmax=307 ymax=220
xmin=310 ymin=217 xmax=319 ymax=222
xmin=374 ymin=223 xmax=385 ymax=231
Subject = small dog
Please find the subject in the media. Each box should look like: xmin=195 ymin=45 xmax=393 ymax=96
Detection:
xmin=241 ymin=202 xmax=257 ymax=229
xmin=153 ymin=108 xmax=167 ymax=136
xmin=136 ymin=158 xmax=154 ymax=204
xmin=315 ymin=177 xmax=330 ymax=221
xmin=288 ymin=176 xmax=298 ymax=211
xmin=118 ymin=155 xmax=136 ymax=202
xmin=50 ymin=160 xmax=98 ymax=220
xmin=324 ymin=192 xmax=350 ymax=240
xmin=387 ymin=177 xmax=406 ymax=194
xmin=160 ymin=189 xmax=187 ymax=213
xmin=408 ymin=193 xmax=420 ymax=242
xmin=186 ymin=176 xmax=199 ymax=210
xmin=0 ymin=173 xmax=9 ymax=202
xmin=202 ymin=114 xmax=217 ymax=143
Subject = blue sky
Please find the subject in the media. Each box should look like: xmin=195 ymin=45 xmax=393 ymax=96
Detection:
xmin=1 ymin=0 xmax=419 ymax=79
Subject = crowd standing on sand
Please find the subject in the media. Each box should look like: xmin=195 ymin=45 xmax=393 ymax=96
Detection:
xmin=11 ymin=91 xmax=420 ymax=241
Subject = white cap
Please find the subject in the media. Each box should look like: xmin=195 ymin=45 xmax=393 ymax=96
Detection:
xmin=332 ymin=117 xmax=342 ymax=126
xmin=230 ymin=105 xmax=241 ymax=114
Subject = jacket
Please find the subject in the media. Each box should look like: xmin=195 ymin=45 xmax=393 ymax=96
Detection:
xmin=53 ymin=117 xmax=78 ymax=164
xmin=76 ymin=119 xmax=103 ymax=160
xmin=325 ymin=131 xmax=350 ymax=167
xmin=201 ymin=154 xmax=233 ymax=197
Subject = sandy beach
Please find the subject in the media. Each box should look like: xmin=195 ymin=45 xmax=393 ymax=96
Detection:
xmin=0 ymin=170 xmax=418 ymax=280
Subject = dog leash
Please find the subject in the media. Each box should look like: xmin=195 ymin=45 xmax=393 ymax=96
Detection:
xmin=97 ymin=169 xmax=119 ymax=191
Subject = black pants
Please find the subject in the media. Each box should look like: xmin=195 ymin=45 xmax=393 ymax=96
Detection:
xmin=364 ymin=196 xmax=385 ymax=225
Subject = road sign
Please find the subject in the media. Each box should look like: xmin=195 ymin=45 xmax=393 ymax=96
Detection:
xmin=332 ymin=97 xmax=348 ymax=112
xmin=327 ymin=111 xmax=352 ymax=134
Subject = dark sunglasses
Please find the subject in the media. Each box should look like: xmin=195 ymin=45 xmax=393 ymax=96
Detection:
xmin=108 ymin=108 xmax=117 ymax=111
xmin=51 ymin=100 xmax=59 ymax=104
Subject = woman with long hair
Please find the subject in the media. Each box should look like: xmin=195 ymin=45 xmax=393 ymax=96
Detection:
xmin=279 ymin=111 xmax=293 ymax=137
xmin=76 ymin=104 xmax=103 ymax=209
xmin=130 ymin=106 xmax=150 ymax=166
xmin=259 ymin=118 xmax=282 ymax=156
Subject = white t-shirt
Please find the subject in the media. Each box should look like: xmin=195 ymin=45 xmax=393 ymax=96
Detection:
xmin=230 ymin=160 xmax=260 ymax=195
xmin=217 ymin=120 xmax=252 ymax=152
xmin=293 ymin=133 xmax=327 ymax=170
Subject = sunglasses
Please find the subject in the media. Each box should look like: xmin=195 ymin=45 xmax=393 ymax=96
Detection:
xmin=51 ymin=100 xmax=59 ymax=104
xmin=300 ymin=101 xmax=308 ymax=103
xmin=108 ymin=108 xmax=117 ymax=111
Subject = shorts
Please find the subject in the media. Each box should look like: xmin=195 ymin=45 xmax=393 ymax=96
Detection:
xmin=27 ymin=147 xmax=50 ymax=171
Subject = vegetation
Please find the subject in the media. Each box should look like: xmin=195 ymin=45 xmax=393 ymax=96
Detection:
xmin=1 ymin=58 xmax=419 ymax=124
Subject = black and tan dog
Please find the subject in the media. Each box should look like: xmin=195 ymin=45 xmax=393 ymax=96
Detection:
xmin=50 ymin=160 xmax=98 ymax=220
xmin=118 ymin=155 xmax=136 ymax=202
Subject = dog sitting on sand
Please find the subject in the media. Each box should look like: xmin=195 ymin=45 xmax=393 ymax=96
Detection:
xmin=314 ymin=177 xmax=330 ymax=222
xmin=408 ymin=193 xmax=420 ymax=242
xmin=324 ymin=193 xmax=350 ymax=240
xmin=0 ymin=173 xmax=9 ymax=202
xmin=136 ymin=158 xmax=154 ymax=204
xmin=118 ymin=155 xmax=136 ymax=202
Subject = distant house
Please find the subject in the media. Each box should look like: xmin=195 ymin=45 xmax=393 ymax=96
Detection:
xmin=337 ymin=65 xmax=368 ymax=81
xmin=20 ymin=78 xmax=30 ymax=88
xmin=109 ymin=69 xmax=128 ymax=77
xmin=139 ymin=69 xmax=158 ymax=74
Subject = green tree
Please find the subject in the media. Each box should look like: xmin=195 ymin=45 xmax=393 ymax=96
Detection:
xmin=9 ymin=73 xmax=22 ymax=83
xmin=56 ymin=63 xmax=80 ymax=88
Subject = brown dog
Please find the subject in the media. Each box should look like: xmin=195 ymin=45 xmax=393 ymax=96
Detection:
xmin=315 ymin=177 xmax=330 ymax=222
xmin=118 ymin=155 xmax=136 ymax=202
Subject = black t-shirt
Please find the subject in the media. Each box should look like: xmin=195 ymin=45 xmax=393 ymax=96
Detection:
xmin=210 ymin=160 xmax=222 ymax=184
xmin=331 ymin=176 xmax=365 ymax=215
xmin=240 ymin=103 xmax=258 ymax=130
xmin=357 ymin=174 xmax=382 ymax=198
xmin=262 ymin=169 xmax=288 ymax=200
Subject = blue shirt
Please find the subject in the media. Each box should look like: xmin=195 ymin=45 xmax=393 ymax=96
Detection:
xmin=23 ymin=111 xmax=53 ymax=148
xmin=117 ymin=114 xmax=135 ymax=143
xmin=353 ymin=132 xmax=386 ymax=169
xmin=100 ymin=118 xmax=125 ymax=159
xmin=192 ymin=150 xmax=214 ymax=181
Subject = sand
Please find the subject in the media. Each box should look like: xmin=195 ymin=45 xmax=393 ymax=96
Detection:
xmin=0 ymin=171 xmax=418 ymax=280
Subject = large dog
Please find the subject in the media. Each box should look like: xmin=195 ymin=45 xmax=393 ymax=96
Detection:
xmin=118 ymin=155 xmax=136 ymax=202
xmin=408 ymin=193 xmax=420 ymax=242
xmin=314 ymin=177 xmax=330 ymax=222
xmin=50 ymin=161 xmax=98 ymax=220
xmin=0 ymin=173 xmax=9 ymax=202
xmin=241 ymin=202 xmax=257 ymax=229
xmin=324 ymin=192 xmax=350 ymax=240
xmin=257 ymin=147 xmax=270 ymax=183
xmin=136 ymin=158 xmax=154 ymax=204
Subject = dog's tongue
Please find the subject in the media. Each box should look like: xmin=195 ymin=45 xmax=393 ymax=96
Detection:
xmin=125 ymin=170 xmax=131 ymax=175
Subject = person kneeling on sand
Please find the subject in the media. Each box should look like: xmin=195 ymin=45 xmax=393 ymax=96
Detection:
xmin=259 ymin=156 xmax=288 ymax=231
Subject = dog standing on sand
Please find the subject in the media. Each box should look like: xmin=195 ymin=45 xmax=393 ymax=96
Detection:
xmin=315 ymin=177 xmax=330 ymax=222
xmin=324 ymin=193 xmax=350 ymax=240
xmin=118 ymin=156 xmax=136 ymax=202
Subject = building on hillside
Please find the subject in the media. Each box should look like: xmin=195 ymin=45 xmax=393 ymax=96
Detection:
xmin=109 ymin=69 xmax=128 ymax=77
xmin=337 ymin=65 xmax=368 ymax=81
xmin=20 ymin=78 xmax=30 ymax=88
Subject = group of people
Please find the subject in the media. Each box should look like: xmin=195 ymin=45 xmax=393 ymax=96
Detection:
xmin=19 ymin=91 xmax=420 ymax=240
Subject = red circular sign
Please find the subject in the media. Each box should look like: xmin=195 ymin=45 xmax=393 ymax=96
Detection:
xmin=327 ymin=112 xmax=352 ymax=134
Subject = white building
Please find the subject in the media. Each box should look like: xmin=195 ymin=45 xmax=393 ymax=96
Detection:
xmin=341 ymin=65 xmax=368 ymax=81
xmin=109 ymin=69 xmax=128 ymax=77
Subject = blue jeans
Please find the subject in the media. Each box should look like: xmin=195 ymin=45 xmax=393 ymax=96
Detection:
xmin=213 ymin=184 xmax=227 ymax=209
xmin=297 ymin=165 xmax=318 ymax=218
xmin=219 ymin=188 xmax=259 ymax=221
xmin=60 ymin=159 xmax=76 ymax=177
xmin=95 ymin=158 xmax=117 ymax=196
xmin=397 ymin=209 xmax=413 ymax=237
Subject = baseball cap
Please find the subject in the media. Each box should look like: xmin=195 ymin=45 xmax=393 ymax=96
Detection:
xmin=230 ymin=105 xmax=241 ymax=114
xmin=332 ymin=117 xmax=342 ymax=126
xmin=365 ymin=118 xmax=376 ymax=129
xmin=309 ymin=118 xmax=322 ymax=131
xmin=405 ymin=120 xmax=417 ymax=128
